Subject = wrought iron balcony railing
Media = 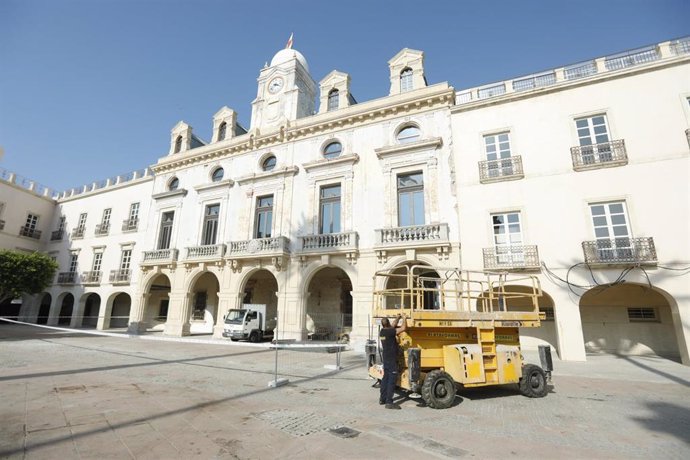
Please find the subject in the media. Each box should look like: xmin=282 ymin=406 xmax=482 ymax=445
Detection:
xmin=50 ymin=230 xmax=63 ymax=241
xmin=122 ymin=218 xmax=139 ymax=232
xmin=109 ymin=269 xmax=131 ymax=284
xmin=483 ymin=245 xmax=541 ymax=270
xmin=227 ymin=236 xmax=290 ymax=257
xmin=95 ymin=223 xmax=110 ymax=236
xmin=57 ymin=272 xmax=77 ymax=284
xmin=72 ymin=227 xmax=86 ymax=239
xmin=582 ymin=237 xmax=657 ymax=265
xmin=142 ymin=248 xmax=179 ymax=264
xmin=479 ymin=156 xmax=524 ymax=183
xmin=185 ymin=244 xmax=226 ymax=260
xmin=375 ymin=223 xmax=449 ymax=247
xmin=298 ymin=232 xmax=359 ymax=253
xmin=81 ymin=271 xmax=102 ymax=284
xmin=571 ymin=139 xmax=627 ymax=171
xmin=19 ymin=226 xmax=41 ymax=239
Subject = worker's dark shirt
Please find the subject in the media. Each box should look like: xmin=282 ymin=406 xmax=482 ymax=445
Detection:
xmin=379 ymin=326 xmax=398 ymax=370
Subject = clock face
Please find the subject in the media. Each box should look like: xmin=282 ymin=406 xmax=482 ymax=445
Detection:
xmin=268 ymin=77 xmax=284 ymax=94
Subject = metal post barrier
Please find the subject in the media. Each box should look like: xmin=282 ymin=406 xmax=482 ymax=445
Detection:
xmin=268 ymin=316 xmax=289 ymax=388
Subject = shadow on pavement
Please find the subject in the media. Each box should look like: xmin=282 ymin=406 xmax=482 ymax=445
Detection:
xmin=633 ymin=401 xmax=690 ymax=445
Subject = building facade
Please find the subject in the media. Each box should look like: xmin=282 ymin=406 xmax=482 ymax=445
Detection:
xmin=1 ymin=38 xmax=689 ymax=364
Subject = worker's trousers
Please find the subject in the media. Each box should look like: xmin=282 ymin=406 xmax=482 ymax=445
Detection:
xmin=380 ymin=366 xmax=398 ymax=404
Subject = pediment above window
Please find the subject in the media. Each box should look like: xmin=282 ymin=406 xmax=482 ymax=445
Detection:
xmin=235 ymin=165 xmax=299 ymax=186
xmin=375 ymin=137 xmax=442 ymax=159
xmin=152 ymin=189 xmax=188 ymax=200
xmin=194 ymin=179 xmax=235 ymax=193
xmin=303 ymin=153 xmax=359 ymax=173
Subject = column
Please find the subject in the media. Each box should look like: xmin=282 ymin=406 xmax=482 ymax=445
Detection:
xmin=551 ymin=288 xmax=587 ymax=362
xmin=164 ymin=292 xmax=191 ymax=336
xmin=127 ymin=293 xmax=149 ymax=334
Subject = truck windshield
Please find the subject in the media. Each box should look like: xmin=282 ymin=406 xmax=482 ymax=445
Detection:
xmin=225 ymin=310 xmax=246 ymax=324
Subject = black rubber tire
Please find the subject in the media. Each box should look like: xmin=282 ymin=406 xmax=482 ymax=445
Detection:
xmin=519 ymin=364 xmax=548 ymax=398
xmin=249 ymin=331 xmax=260 ymax=343
xmin=421 ymin=370 xmax=456 ymax=409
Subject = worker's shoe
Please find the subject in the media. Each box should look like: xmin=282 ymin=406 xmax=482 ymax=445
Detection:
xmin=385 ymin=403 xmax=401 ymax=410
xmin=379 ymin=399 xmax=385 ymax=405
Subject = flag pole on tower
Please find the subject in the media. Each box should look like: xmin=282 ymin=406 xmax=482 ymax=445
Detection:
xmin=286 ymin=33 xmax=293 ymax=49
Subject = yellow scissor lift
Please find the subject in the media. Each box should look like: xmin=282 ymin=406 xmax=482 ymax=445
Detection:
xmin=367 ymin=265 xmax=552 ymax=409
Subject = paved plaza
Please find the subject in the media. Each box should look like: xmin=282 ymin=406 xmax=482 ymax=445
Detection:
xmin=1 ymin=322 xmax=689 ymax=459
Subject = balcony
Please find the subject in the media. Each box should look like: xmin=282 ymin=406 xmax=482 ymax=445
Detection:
xmin=95 ymin=223 xmax=110 ymax=236
xmin=483 ymin=245 xmax=541 ymax=271
xmin=226 ymin=236 xmax=290 ymax=271
xmin=57 ymin=272 xmax=77 ymax=285
xmin=109 ymin=269 xmax=131 ymax=284
xmin=19 ymin=226 xmax=41 ymax=240
xmin=81 ymin=271 xmax=102 ymax=285
xmin=571 ymin=140 xmax=627 ymax=171
xmin=297 ymin=232 xmax=359 ymax=255
xmin=185 ymin=244 xmax=226 ymax=261
xmin=50 ymin=230 xmax=64 ymax=241
xmin=582 ymin=237 xmax=657 ymax=266
xmin=0 ymin=219 xmax=4 ymax=231
xmin=122 ymin=218 xmax=139 ymax=232
xmin=375 ymin=223 xmax=450 ymax=250
xmin=72 ymin=226 xmax=86 ymax=239
xmin=478 ymin=156 xmax=524 ymax=183
xmin=142 ymin=248 xmax=179 ymax=266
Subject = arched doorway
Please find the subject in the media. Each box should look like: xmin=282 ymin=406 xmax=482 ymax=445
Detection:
xmin=37 ymin=293 xmax=51 ymax=324
xmin=82 ymin=293 xmax=100 ymax=328
xmin=305 ymin=267 xmax=353 ymax=341
xmin=579 ymin=284 xmax=680 ymax=359
xmin=144 ymin=274 xmax=171 ymax=331
xmin=240 ymin=269 xmax=278 ymax=332
xmin=383 ymin=263 xmax=441 ymax=310
xmin=188 ymin=272 xmax=220 ymax=334
xmin=58 ymin=293 xmax=74 ymax=326
xmin=110 ymin=293 xmax=131 ymax=328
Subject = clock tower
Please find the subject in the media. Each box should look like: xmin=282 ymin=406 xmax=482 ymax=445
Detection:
xmin=250 ymin=45 xmax=317 ymax=134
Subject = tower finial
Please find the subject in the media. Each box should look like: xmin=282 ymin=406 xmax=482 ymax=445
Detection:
xmin=285 ymin=32 xmax=293 ymax=49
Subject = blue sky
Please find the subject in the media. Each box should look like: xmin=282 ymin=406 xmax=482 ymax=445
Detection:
xmin=1 ymin=0 xmax=688 ymax=192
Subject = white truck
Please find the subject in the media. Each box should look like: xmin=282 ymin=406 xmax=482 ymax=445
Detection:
xmin=222 ymin=304 xmax=276 ymax=342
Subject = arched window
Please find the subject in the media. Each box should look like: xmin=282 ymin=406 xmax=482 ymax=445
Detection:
xmin=168 ymin=177 xmax=179 ymax=191
xmin=211 ymin=167 xmax=224 ymax=182
xmin=262 ymin=155 xmax=276 ymax=172
xmin=174 ymin=135 xmax=183 ymax=153
xmin=327 ymin=89 xmax=339 ymax=111
xmin=396 ymin=125 xmax=421 ymax=144
xmin=217 ymin=122 xmax=227 ymax=142
xmin=400 ymin=67 xmax=413 ymax=93
xmin=323 ymin=141 xmax=342 ymax=159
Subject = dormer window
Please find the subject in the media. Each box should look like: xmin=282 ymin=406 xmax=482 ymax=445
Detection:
xmin=400 ymin=67 xmax=413 ymax=92
xmin=218 ymin=122 xmax=227 ymax=142
xmin=396 ymin=125 xmax=421 ymax=144
xmin=328 ymin=89 xmax=339 ymax=111
xmin=262 ymin=155 xmax=277 ymax=172
xmin=174 ymin=136 xmax=183 ymax=153
xmin=211 ymin=167 xmax=224 ymax=182
xmin=168 ymin=177 xmax=179 ymax=191
xmin=323 ymin=141 xmax=342 ymax=159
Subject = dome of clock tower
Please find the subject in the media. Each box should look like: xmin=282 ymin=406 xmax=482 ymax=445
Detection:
xmin=270 ymin=48 xmax=309 ymax=72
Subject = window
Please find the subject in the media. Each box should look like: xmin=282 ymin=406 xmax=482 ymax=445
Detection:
xmin=255 ymin=196 xmax=273 ymax=238
xmin=396 ymin=125 xmax=421 ymax=144
xmin=193 ymin=292 xmax=207 ymax=320
xmin=218 ymin=122 xmax=227 ymax=142
xmin=328 ymin=89 xmax=339 ymax=111
xmin=174 ymin=135 xmax=182 ymax=153
xmin=77 ymin=213 xmax=87 ymax=230
xmin=484 ymin=132 xmax=513 ymax=177
xmin=589 ymin=201 xmax=632 ymax=260
xmin=211 ymin=167 xmax=224 ymax=182
xmin=69 ymin=253 xmax=78 ymax=273
xmin=627 ymin=307 xmax=658 ymax=322
xmin=262 ymin=155 xmax=276 ymax=172
xmin=58 ymin=216 xmax=66 ymax=231
xmin=158 ymin=211 xmax=174 ymax=249
xmin=91 ymin=252 xmax=103 ymax=272
xmin=319 ymin=185 xmax=341 ymax=234
xmin=400 ymin=67 xmax=413 ymax=92
xmin=129 ymin=203 xmax=140 ymax=221
xmin=168 ymin=177 xmax=179 ymax=191
xmin=397 ymin=172 xmax=425 ymax=226
xmin=323 ymin=141 xmax=342 ymax=159
xmin=100 ymin=208 xmax=111 ymax=233
xmin=120 ymin=249 xmax=132 ymax=271
xmin=492 ymin=212 xmax=524 ymax=264
xmin=202 ymin=204 xmax=220 ymax=245
xmin=576 ymin=115 xmax=612 ymax=163
xmin=24 ymin=213 xmax=38 ymax=231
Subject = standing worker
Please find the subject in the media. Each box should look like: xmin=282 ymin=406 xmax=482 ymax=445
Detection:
xmin=379 ymin=313 xmax=407 ymax=409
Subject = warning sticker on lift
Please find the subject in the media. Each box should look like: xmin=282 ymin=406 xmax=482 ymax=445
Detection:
xmin=496 ymin=334 xmax=517 ymax=342
xmin=426 ymin=332 xmax=464 ymax=339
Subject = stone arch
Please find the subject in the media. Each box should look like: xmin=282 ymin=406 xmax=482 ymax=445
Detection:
xmin=57 ymin=293 xmax=75 ymax=326
xmin=105 ymin=292 xmax=131 ymax=329
xmin=375 ymin=256 xmax=443 ymax=310
xmin=37 ymin=293 xmax=51 ymax=324
xmin=143 ymin=273 xmax=172 ymax=332
xmin=188 ymin=271 xmax=221 ymax=334
xmin=578 ymin=282 xmax=681 ymax=360
xmin=374 ymin=254 xmax=441 ymax=292
xmin=303 ymin=265 xmax=354 ymax=342
xmin=79 ymin=293 xmax=101 ymax=328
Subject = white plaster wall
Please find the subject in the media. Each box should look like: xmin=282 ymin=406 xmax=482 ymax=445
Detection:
xmin=0 ymin=181 xmax=56 ymax=252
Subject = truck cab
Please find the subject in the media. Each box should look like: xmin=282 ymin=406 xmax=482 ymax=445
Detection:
xmin=222 ymin=304 xmax=275 ymax=343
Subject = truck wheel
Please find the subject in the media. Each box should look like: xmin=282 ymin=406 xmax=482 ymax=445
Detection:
xmin=421 ymin=370 xmax=456 ymax=409
xmin=249 ymin=331 xmax=260 ymax=343
xmin=519 ymin=364 xmax=547 ymax=398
